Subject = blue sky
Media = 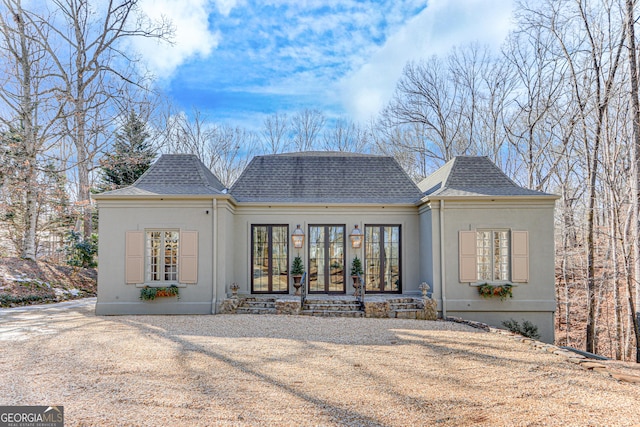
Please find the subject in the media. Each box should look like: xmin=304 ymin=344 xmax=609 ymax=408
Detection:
xmin=133 ymin=0 xmax=514 ymax=129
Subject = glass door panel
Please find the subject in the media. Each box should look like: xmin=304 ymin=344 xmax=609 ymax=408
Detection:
xmin=272 ymin=226 xmax=289 ymax=292
xmin=252 ymin=226 xmax=269 ymax=292
xmin=251 ymin=225 xmax=289 ymax=293
xmin=309 ymin=225 xmax=345 ymax=293
xmin=365 ymin=225 xmax=401 ymax=293
xmin=329 ymin=226 xmax=344 ymax=292
xmin=365 ymin=226 xmax=381 ymax=292
xmin=309 ymin=226 xmax=324 ymax=292
xmin=384 ymin=226 xmax=400 ymax=292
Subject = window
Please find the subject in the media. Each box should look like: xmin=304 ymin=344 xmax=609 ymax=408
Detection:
xmin=477 ymin=230 xmax=509 ymax=281
xmin=459 ymin=229 xmax=529 ymax=283
xmin=252 ymin=225 xmax=289 ymax=293
xmin=364 ymin=225 xmax=401 ymax=293
xmin=146 ymin=230 xmax=179 ymax=282
xmin=125 ymin=230 xmax=198 ymax=285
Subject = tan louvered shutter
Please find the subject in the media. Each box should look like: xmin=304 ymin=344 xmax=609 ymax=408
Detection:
xmin=511 ymin=230 xmax=529 ymax=283
xmin=179 ymin=231 xmax=198 ymax=284
xmin=459 ymin=230 xmax=477 ymax=282
xmin=125 ymin=231 xmax=144 ymax=284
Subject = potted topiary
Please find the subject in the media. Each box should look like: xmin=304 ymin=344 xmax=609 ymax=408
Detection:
xmin=290 ymin=256 xmax=304 ymax=296
xmin=350 ymin=256 xmax=364 ymax=295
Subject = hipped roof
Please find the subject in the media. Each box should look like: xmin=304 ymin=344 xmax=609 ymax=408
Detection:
xmin=94 ymin=154 xmax=225 ymax=198
xmin=417 ymin=156 xmax=555 ymax=198
xmin=229 ymin=152 xmax=425 ymax=204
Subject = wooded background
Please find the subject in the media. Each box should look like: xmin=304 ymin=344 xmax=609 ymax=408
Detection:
xmin=1 ymin=0 xmax=640 ymax=361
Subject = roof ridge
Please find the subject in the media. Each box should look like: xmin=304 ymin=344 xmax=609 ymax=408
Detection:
xmin=441 ymin=157 xmax=458 ymax=189
xmin=192 ymin=156 xmax=226 ymax=191
xmin=230 ymin=154 xmax=424 ymax=203
xmin=264 ymin=151 xmax=383 ymax=158
xmin=389 ymin=156 xmax=424 ymax=195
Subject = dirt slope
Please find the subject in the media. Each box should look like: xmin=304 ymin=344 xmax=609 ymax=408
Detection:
xmin=0 ymin=257 xmax=96 ymax=307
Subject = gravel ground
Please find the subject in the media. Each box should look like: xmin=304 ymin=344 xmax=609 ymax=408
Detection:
xmin=1 ymin=299 xmax=639 ymax=426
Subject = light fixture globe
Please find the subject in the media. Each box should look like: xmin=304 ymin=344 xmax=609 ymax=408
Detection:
xmin=349 ymin=224 xmax=363 ymax=248
xmin=291 ymin=224 xmax=305 ymax=248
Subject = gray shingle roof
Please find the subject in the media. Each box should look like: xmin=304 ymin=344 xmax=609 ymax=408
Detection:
xmin=96 ymin=154 xmax=225 ymax=197
xmin=229 ymin=152 xmax=424 ymax=203
xmin=417 ymin=156 xmax=554 ymax=197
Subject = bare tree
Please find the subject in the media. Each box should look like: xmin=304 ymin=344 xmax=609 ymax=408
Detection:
xmin=381 ymin=57 xmax=463 ymax=162
xmin=518 ymin=0 xmax=627 ymax=354
xmin=157 ymin=107 xmax=257 ymax=187
xmin=625 ymin=0 xmax=640 ymax=362
xmin=502 ymin=26 xmax=573 ymax=191
xmin=207 ymin=126 xmax=258 ymax=188
xmin=0 ymin=0 xmax=64 ymax=259
xmin=261 ymin=112 xmax=289 ymax=154
xmin=291 ymin=108 xmax=325 ymax=152
xmin=156 ymin=108 xmax=214 ymax=159
xmin=322 ymin=118 xmax=370 ymax=153
xmin=27 ymin=0 xmax=172 ymax=237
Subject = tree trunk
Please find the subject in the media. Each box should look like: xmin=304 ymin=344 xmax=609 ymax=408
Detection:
xmin=15 ymin=0 xmax=37 ymax=260
xmin=626 ymin=0 xmax=640 ymax=362
xmin=585 ymin=121 xmax=601 ymax=354
xmin=611 ymin=195 xmax=622 ymax=359
xmin=21 ymin=175 xmax=37 ymax=260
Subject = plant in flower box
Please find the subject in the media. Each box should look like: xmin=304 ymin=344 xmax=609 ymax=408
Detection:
xmin=140 ymin=285 xmax=180 ymax=301
xmin=477 ymin=283 xmax=512 ymax=301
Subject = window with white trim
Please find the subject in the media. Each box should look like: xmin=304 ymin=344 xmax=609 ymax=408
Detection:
xmin=146 ymin=230 xmax=179 ymax=282
xmin=477 ymin=230 xmax=509 ymax=281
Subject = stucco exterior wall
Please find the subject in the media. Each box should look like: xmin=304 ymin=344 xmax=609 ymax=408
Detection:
xmin=95 ymin=199 xmax=215 ymax=315
xmin=225 ymin=204 xmax=422 ymax=308
xmin=418 ymin=206 xmax=435 ymax=292
xmin=213 ymin=200 xmax=235 ymax=309
xmin=95 ymin=193 xmax=557 ymax=343
xmin=424 ymin=198 xmax=557 ymax=343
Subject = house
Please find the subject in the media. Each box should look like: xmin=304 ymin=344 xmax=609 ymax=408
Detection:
xmin=93 ymin=152 xmax=558 ymax=342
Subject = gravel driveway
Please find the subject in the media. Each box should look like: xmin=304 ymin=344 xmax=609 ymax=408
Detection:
xmin=1 ymin=299 xmax=639 ymax=426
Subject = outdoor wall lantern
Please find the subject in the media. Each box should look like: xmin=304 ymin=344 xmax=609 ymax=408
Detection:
xmin=349 ymin=224 xmax=363 ymax=248
xmin=292 ymin=224 xmax=305 ymax=248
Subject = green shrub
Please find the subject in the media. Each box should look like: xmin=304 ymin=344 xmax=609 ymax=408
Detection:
xmin=350 ymin=256 xmax=363 ymax=276
xmin=502 ymin=318 xmax=540 ymax=340
xmin=63 ymin=230 xmax=98 ymax=268
xmin=290 ymin=256 xmax=304 ymax=275
xmin=0 ymin=293 xmax=53 ymax=307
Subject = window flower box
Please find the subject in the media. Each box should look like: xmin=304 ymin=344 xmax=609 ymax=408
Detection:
xmin=140 ymin=285 xmax=180 ymax=301
xmin=477 ymin=283 xmax=513 ymax=301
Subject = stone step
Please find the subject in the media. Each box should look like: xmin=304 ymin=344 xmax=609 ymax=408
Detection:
xmin=385 ymin=298 xmax=417 ymax=304
xmin=242 ymin=301 xmax=276 ymax=309
xmin=236 ymin=307 xmax=277 ymax=315
xmin=388 ymin=302 xmax=420 ymax=310
xmin=304 ymin=299 xmax=360 ymax=305
xmin=243 ymin=297 xmax=277 ymax=303
xmin=300 ymin=310 xmax=364 ymax=317
xmin=304 ymin=303 xmax=361 ymax=311
xmin=389 ymin=309 xmax=419 ymax=319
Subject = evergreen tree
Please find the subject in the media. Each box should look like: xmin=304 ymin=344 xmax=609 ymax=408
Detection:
xmin=98 ymin=110 xmax=156 ymax=191
xmin=0 ymin=128 xmax=72 ymax=257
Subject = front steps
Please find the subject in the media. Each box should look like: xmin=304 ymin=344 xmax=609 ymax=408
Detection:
xmin=301 ymin=298 xmax=364 ymax=317
xmin=387 ymin=297 xmax=423 ymax=319
xmin=226 ymin=295 xmax=436 ymax=320
xmin=236 ymin=297 xmax=277 ymax=314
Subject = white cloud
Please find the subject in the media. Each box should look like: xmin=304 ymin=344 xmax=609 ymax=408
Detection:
xmin=213 ymin=0 xmax=242 ymax=16
xmin=340 ymin=0 xmax=514 ymax=122
xmin=133 ymin=0 xmax=220 ymax=79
